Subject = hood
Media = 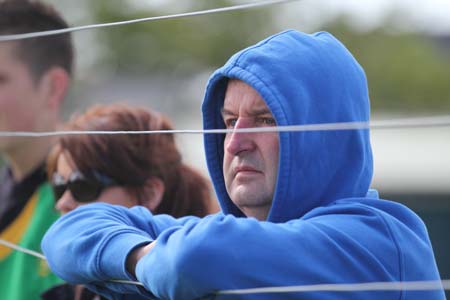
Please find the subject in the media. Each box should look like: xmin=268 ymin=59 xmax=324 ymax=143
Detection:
xmin=202 ymin=30 xmax=373 ymax=223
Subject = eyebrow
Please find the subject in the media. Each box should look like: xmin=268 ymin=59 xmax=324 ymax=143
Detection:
xmin=220 ymin=107 xmax=272 ymax=118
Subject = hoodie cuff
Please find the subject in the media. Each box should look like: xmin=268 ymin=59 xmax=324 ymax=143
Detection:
xmin=99 ymin=230 xmax=153 ymax=281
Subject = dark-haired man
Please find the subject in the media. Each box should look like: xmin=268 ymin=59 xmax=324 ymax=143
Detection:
xmin=0 ymin=1 xmax=73 ymax=299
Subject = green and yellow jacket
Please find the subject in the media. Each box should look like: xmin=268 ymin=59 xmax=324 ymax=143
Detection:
xmin=0 ymin=166 xmax=63 ymax=300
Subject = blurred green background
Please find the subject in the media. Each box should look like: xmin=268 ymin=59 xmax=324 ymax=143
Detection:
xmin=1 ymin=0 xmax=449 ymax=291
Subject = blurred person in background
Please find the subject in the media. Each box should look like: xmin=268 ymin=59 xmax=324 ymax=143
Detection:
xmin=0 ymin=1 xmax=73 ymax=299
xmin=47 ymin=103 xmax=216 ymax=217
xmin=42 ymin=103 xmax=217 ymax=300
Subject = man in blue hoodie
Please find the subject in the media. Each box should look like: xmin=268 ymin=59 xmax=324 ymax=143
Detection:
xmin=42 ymin=30 xmax=445 ymax=299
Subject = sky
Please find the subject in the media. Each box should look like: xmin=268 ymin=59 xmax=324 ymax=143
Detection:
xmin=126 ymin=0 xmax=450 ymax=34
xmin=276 ymin=0 xmax=450 ymax=34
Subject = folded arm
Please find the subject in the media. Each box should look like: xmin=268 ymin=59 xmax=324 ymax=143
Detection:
xmin=43 ymin=202 xmax=433 ymax=300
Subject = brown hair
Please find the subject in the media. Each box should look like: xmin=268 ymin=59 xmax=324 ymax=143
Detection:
xmin=0 ymin=0 xmax=74 ymax=81
xmin=47 ymin=103 xmax=216 ymax=217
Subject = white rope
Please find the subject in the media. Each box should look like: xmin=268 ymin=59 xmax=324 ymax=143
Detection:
xmin=0 ymin=238 xmax=46 ymax=260
xmin=216 ymin=280 xmax=450 ymax=294
xmin=0 ymin=115 xmax=449 ymax=138
xmin=1 ymin=115 xmax=449 ymax=293
xmin=1 ymin=238 xmax=448 ymax=292
xmin=108 ymin=279 xmax=144 ymax=286
xmin=0 ymin=238 xmax=141 ymax=286
xmin=0 ymin=0 xmax=298 ymax=42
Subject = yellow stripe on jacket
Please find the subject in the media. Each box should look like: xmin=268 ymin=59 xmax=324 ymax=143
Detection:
xmin=0 ymin=192 xmax=38 ymax=260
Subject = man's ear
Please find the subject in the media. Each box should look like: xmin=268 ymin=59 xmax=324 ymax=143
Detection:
xmin=40 ymin=67 xmax=70 ymax=111
xmin=143 ymin=177 xmax=165 ymax=211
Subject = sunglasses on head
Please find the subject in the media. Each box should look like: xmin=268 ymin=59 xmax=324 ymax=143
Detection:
xmin=51 ymin=170 xmax=117 ymax=203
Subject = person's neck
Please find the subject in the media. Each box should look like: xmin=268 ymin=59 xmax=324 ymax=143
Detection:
xmin=242 ymin=206 xmax=271 ymax=221
xmin=4 ymin=137 xmax=55 ymax=182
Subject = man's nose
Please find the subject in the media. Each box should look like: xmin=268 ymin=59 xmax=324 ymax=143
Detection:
xmin=55 ymin=191 xmax=79 ymax=215
xmin=225 ymin=117 xmax=255 ymax=155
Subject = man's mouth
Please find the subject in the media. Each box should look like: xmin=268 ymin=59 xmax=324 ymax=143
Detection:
xmin=234 ymin=165 xmax=260 ymax=175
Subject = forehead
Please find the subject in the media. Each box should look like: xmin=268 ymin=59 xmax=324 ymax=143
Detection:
xmin=0 ymin=42 xmax=30 ymax=75
xmin=223 ymin=80 xmax=270 ymax=113
xmin=56 ymin=150 xmax=77 ymax=171
xmin=55 ymin=151 xmax=74 ymax=179
xmin=0 ymin=42 xmax=20 ymax=62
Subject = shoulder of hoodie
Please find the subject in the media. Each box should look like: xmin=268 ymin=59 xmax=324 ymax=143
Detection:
xmin=299 ymin=197 xmax=426 ymax=236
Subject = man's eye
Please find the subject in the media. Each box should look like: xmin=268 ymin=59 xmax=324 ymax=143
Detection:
xmin=257 ymin=117 xmax=276 ymax=126
xmin=225 ymin=118 xmax=237 ymax=128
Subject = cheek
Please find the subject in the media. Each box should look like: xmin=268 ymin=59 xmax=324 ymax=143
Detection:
xmin=263 ymin=135 xmax=280 ymax=173
xmin=97 ymin=187 xmax=136 ymax=207
xmin=222 ymin=152 xmax=233 ymax=178
xmin=0 ymin=93 xmax=36 ymax=130
xmin=223 ymin=137 xmax=231 ymax=167
xmin=0 ymin=94 xmax=17 ymax=121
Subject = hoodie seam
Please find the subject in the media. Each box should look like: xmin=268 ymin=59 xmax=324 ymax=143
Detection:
xmin=233 ymin=29 xmax=296 ymax=67
xmin=377 ymin=212 xmax=405 ymax=300
xmin=343 ymin=202 xmax=404 ymax=300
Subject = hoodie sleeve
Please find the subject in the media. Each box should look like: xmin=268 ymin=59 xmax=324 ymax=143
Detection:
xmin=41 ymin=202 xmax=199 ymax=297
xmin=135 ymin=203 xmax=442 ymax=300
xmin=43 ymin=202 xmax=443 ymax=300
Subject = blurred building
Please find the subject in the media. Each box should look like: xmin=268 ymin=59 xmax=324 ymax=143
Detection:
xmin=372 ymin=124 xmax=450 ymax=288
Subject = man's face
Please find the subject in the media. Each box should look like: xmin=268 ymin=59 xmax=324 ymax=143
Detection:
xmin=0 ymin=42 xmax=46 ymax=152
xmin=221 ymin=80 xmax=279 ymax=220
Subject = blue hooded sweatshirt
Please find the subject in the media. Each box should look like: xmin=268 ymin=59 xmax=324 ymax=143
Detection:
xmin=42 ymin=30 xmax=444 ymax=300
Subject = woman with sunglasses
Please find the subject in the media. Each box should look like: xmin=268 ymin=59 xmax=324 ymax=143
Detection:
xmin=47 ymin=103 xmax=217 ymax=216
xmin=42 ymin=103 xmax=218 ymax=300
